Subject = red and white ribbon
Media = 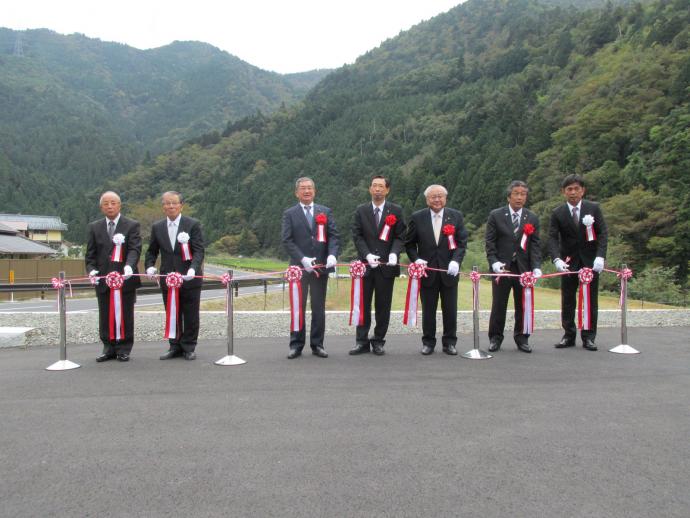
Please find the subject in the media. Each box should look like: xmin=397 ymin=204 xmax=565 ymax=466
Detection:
xmin=520 ymin=271 xmax=536 ymax=335
xmin=348 ymin=261 xmax=366 ymax=326
xmin=110 ymin=233 xmax=125 ymax=262
xmin=177 ymin=232 xmax=192 ymax=261
xmin=582 ymin=215 xmax=596 ymax=241
xmin=105 ymin=271 xmax=125 ymax=341
xmin=221 ymin=272 xmax=233 ymax=312
xmin=470 ymin=270 xmax=481 ymax=312
xmin=520 ymin=223 xmax=535 ymax=251
xmin=379 ymin=214 xmax=397 ymax=241
xmin=164 ymin=272 xmax=184 ymax=339
xmin=578 ymin=267 xmax=594 ymax=330
xmin=617 ymin=267 xmax=633 ymax=307
xmin=285 ymin=266 xmax=304 ymax=332
xmin=442 ymin=224 xmax=457 ymax=250
xmin=51 ymin=277 xmax=73 ymax=297
xmin=403 ymin=262 xmax=427 ymax=326
xmin=315 ymin=213 xmax=327 ymax=243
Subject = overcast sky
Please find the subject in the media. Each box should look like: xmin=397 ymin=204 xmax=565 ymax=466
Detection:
xmin=5 ymin=0 xmax=462 ymax=74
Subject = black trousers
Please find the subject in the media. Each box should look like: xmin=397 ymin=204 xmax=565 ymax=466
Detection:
xmin=161 ymin=286 xmax=201 ymax=352
xmin=355 ymin=269 xmax=395 ymax=346
xmin=561 ymin=271 xmax=599 ymax=341
xmin=289 ymin=272 xmax=328 ymax=351
xmin=488 ymin=262 xmax=528 ymax=345
xmin=420 ymin=276 xmax=458 ymax=348
xmin=97 ymin=288 xmax=136 ymax=355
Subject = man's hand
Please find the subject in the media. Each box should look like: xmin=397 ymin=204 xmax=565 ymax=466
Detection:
xmin=592 ymin=257 xmax=605 ymax=273
xmin=532 ymin=268 xmax=543 ymax=279
xmin=326 ymin=255 xmax=337 ymax=269
xmin=447 ymin=261 xmax=460 ymax=277
xmin=387 ymin=253 xmax=397 ymax=266
xmin=415 ymin=258 xmax=428 ymax=266
xmin=366 ymin=254 xmax=380 ymax=268
xmin=123 ymin=265 xmax=133 ymax=280
xmin=146 ymin=266 xmax=157 ymax=279
xmin=89 ymin=270 xmax=99 ymax=285
xmin=182 ymin=268 xmax=195 ymax=281
xmin=554 ymin=259 xmax=569 ymax=272
xmin=492 ymin=262 xmax=505 ymax=274
xmin=301 ymin=257 xmax=315 ymax=273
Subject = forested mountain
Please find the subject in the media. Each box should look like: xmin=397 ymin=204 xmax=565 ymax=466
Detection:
xmin=115 ymin=0 xmax=689 ymax=293
xmin=0 ymin=28 xmax=327 ymax=239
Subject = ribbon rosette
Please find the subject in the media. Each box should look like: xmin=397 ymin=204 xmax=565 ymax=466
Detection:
xmin=110 ymin=233 xmax=125 ymax=262
xmin=470 ymin=270 xmax=481 ymax=312
xmin=285 ymin=266 xmax=304 ymax=332
xmin=105 ymin=271 xmax=125 ymax=341
xmin=520 ymin=223 xmax=535 ymax=251
xmin=519 ymin=271 xmax=537 ymax=335
xmin=51 ymin=277 xmax=65 ymax=290
xmin=177 ymin=232 xmax=193 ymax=261
xmin=314 ymin=213 xmax=328 ymax=243
xmin=403 ymin=262 xmax=428 ymax=326
xmin=348 ymin=260 xmax=367 ymax=326
xmin=379 ymin=214 xmax=397 ymax=241
xmin=577 ymin=267 xmax=595 ymax=331
xmin=617 ymin=267 xmax=633 ymax=307
xmin=164 ymin=272 xmax=184 ymax=339
xmin=442 ymin=224 xmax=457 ymax=250
xmin=582 ymin=215 xmax=596 ymax=241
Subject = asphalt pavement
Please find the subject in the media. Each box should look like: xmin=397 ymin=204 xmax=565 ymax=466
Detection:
xmin=1 ymin=327 xmax=688 ymax=517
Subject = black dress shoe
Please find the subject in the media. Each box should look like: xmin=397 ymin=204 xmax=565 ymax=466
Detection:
xmin=159 ymin=350 xmax=182 ymax=360
xmin=583 ymin=339 xmax=598 ymax=351
xmin=312 ymin=347 xmax=328 ymax=358
xmin=116 ymin=353 xmax=130 ymax=362
xmin=554 ymin=338 xmax=575 ymax=348
xmin=421 ymin=345 xmax=434 ymax=355
xmin=372 ymin=343 xmax=385 ymax=356
xmin=287 ymin=349 xmax=301 ymax=359
xmin=443 ymin=345 xmax=458 ymax=355
xmin=184 ymin=351 xmax=196 ymax=360
xmin=516 ymin=342 xmax=532 ymax=353
xmin=488 ymin=340 xmax=502 ymax=352
xmin=349 ymin=344 xmax=370 ymax=355
xmin=96 ymin=354 xmax=116 ymax=362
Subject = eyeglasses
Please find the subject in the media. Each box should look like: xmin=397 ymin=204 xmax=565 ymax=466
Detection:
xmin=428 ymin=194 xmax=446 ymax=200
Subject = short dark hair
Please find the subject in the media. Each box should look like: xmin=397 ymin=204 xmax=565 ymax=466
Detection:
xmin=371 ymin=175 xmax=390 ymax=188
xmin=162 ymin=191 xmax=184 ymax=204
xmin=505 ymin=180 xmax=528 ymax=197
xmin=561 ymin=174 xmax=585 ymax=189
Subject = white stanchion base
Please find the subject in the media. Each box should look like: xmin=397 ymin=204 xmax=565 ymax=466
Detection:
xmin=46 ymin=360 xmax=81 ymax=371
xmin=214 ymin=355 xmax=247 ymax=366
xmin=609 ymin=344 xmax=640 ymax=355
xmin=462 ymin=348 xmax=493 ymax=360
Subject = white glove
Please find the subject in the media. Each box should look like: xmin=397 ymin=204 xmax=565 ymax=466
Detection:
xmin=326 ymin=255 xmax=337 ymax=269
xmin=123 ymin=265 xmax=133 ymax=280
xmin=366 ymin=253 xmax=380 ymax=268
xmin=415 ymin=258 xmax=428 ymax=266
xmin=146 ymin=266 xmax=157 ymax=279
xmin=182 ymin=268 xmax=195 ymax=281
xmin=532 ymin=268 xmax=543 ymax=279
xmin=387 ymin=253 xmax=397 ymax=266
xmin=592 ymin=257 xmax=605 ymax=273
xmin=301 ymin=257 xmax=315 ymax=273
xmin=447 ymin=261 xmax=460 ymax=277
xmin=492 ymin=262 xmax=505 ymax=274
xmin=554 ymin=259 xmax=569 ymax=272
xmin=89 ymin=270 xmax=99 ymax=285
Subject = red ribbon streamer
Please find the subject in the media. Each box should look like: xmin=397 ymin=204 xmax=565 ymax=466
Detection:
xmin=285 ymin=266 xmax=304 ymax=332
xmin=164 ymin=272 xmax=184 ymax=339
xmin=348 ymin=261 xmax=366 ymax=326
xmin=105 ymin=271 xmax=125 ymax=341
xmin=577 ymin=268 xmax=594 ymax=330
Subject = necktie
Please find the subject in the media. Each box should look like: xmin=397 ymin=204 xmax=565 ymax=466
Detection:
xmin=512 ymin=212 xmax=520 ymax=234
xmin=374 ymin=207 xmax=381 ymax=227
xmin=433 ymin=213 xmax=441 ymax=244
xmin=304 ymin=205 xmax=313 ymax=229
xmin=572 ymin=206 xmax=579 ymax=226
xmin=107 ymin=220 xmax=115 ymax=239
xmin=168 ymin=221 xmax=177 ymax=248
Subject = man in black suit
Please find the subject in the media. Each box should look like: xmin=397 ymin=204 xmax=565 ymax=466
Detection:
xmin=350 ymin=175 xmax=406 ymax=356
xmin=548 ymin=174 xmax=608 ymax=351
xmin=485 ymin=180 xmax=542 ymax=353
xmin=405 ymin=184 xmax=468 ymax=355
xmin=85 ymin=191 xmax=142 ymax=362
xmin=281 ymin=177 xmax=340 ymax=359
xmin=145 ymin=191 xmax=205 ymax=360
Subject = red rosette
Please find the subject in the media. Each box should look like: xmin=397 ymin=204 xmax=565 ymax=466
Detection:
xmin=51 ymin=277 xmax=65 ymax=289
xmin=578 ymin=267 xmax=594 ymax=285
xmin=469 ymin=271 xmax=481 ymax=283
xmin=285 ymin=265 xmax=303 ymax=282
xmin=407 ymin=262 xmax=427 ymax=279
xmin=442 ymin=224 xmax=455 ymax=236
xmin=519 ymin=271 xmax=536 ymax=288
xmin=105 ymin=271 xmax=124 ymax=290
xmin=165 ymin=271 xmax=184 ymax=289
xmin=523 ymin=223 xmax=535 ymax=235
xmin=315 ymin=213 xmax=327 ymax=225
xmin=384 ymin=214 xmax=397 ymax=226
xmin=349 ymin=260 xmax=366 ymax=278
xmin=220 ymin=272 xmax=233 ymax=286
xmin=617 ymin=268 xmax=633 ymax=281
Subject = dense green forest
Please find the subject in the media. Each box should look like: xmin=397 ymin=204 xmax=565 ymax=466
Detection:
xmin=113 ymin=0 xmax=689 ymax=299
xmin=0 ymin=28 xmax=329 ymax=239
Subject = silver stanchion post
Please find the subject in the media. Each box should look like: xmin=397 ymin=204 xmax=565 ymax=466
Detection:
xmin=462 ymin=266 xmax=492 ymax=359
xmin=609 ymin=263 xmax=640 ymax=354
xmin=215 ymin=269 xmax=246 ymax=365
xmin=46 ymin=271 xmax=81 ymax=371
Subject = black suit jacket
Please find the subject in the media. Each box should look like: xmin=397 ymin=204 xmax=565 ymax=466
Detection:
xmin=145 ymin=215 xmax=205 ymax=290
xmin=405 ymin=207 xmax=468 ymax=287
xmin=485 ymin=206 xmax=541 ymax=273
xmin=548 ymin=200 xmax=608 ymax=269
xmin=85 ymin=215 xmax=142 ymax=294
xmin=352 ymin=201 xmax=406 ymax=278
xmin=281 ymin=203 xmax=340 ymax=273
